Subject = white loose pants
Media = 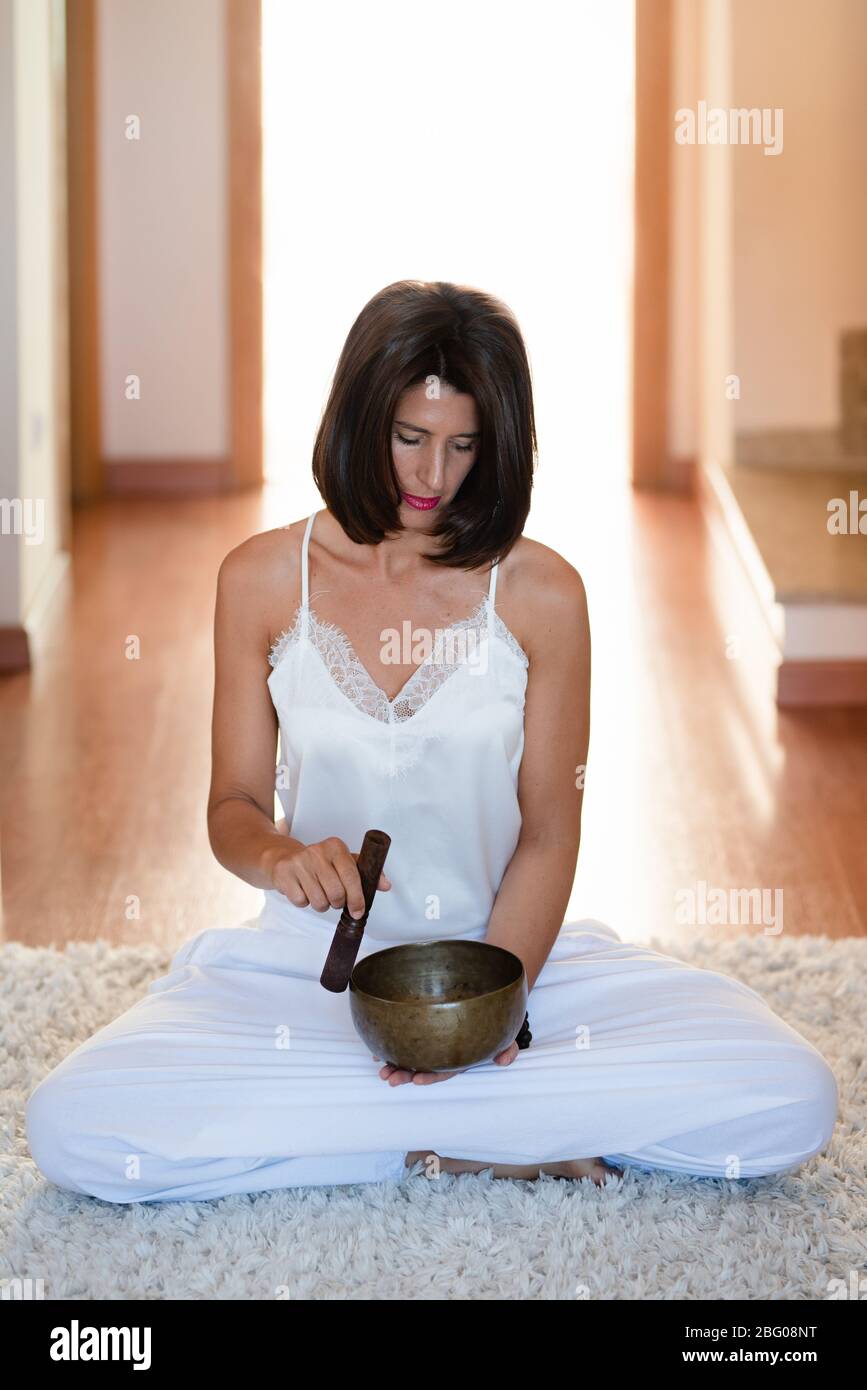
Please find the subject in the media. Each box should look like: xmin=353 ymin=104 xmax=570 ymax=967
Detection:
xmin=25 ymin=918 xmax=838 ymax=1203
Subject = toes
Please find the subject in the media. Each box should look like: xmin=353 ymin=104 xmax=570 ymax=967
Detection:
xmin=595 ymin=1159 xmax=622 ymax=1184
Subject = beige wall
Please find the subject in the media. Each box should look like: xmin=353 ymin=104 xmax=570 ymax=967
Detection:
xmin=0 ymin=0 xmax=68 ymax=636
xmin=675 ymin=0 xmax=867 ymax=463
xmin=0 ymin=0 xmax=244 ymax=651
xmin=98 ymin=0 xmax=229 ymax=462
xmin=732 ymin=0 xmax=867 ymax=432
xmin=16 ymin=0 xmax=64 ymax=613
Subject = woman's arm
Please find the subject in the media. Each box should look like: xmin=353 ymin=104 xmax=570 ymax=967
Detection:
xmin=206 ymin=539 xmax=296 ymax=888
xmin=206 ymin=535 xmax=385 ymax=918
xmin=483 ymin=548 xmax=591 ymax=992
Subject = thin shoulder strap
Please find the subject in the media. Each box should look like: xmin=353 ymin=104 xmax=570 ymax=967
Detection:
xmin=300 ymin=510 xmax=317 ymax=637
xmin=486 ymin=558 xmax=499 ymax=656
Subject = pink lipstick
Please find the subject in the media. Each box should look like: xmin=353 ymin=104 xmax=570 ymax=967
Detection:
xmin=401 ymin=492 xmax=441 ymax=511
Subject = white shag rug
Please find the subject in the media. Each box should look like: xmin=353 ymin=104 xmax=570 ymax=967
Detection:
xmin=1 ymin=933 xmax=865 ymax=1301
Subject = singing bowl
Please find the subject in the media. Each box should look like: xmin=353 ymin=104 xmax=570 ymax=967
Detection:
xmin=349 ymin=939 xmax=527 ymax=1073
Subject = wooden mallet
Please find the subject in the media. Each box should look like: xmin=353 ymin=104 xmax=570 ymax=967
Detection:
xmin=320 ymin=829 xmax=392 ymax=992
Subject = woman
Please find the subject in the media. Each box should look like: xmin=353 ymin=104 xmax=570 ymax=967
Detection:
xmin=26 ymin=281 xmax=838 ymax=1202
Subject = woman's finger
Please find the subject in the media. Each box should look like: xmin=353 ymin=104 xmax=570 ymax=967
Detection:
xmin=293 ymin=861 xmax=331 ymax=913
xmin=322 ymin=864 xmax=353 ymax=912
xmin=279 ymin=869 xmax=309 ymax=909
xmin=329 ymin=844 xmax=366 ymax=918
xmin=380 ymin=1064 xmax=415 ymax=1085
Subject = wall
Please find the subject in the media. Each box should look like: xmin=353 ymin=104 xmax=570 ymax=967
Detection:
xmin=732 ymin=0 xmax=867 ymax=432
xmin=16 ymin=0 xmax=64 ymax=613
xmin=0 ymin=0 xmax=68 ymax=648
xmin=97 ymin=0 xmax=228 ymax=462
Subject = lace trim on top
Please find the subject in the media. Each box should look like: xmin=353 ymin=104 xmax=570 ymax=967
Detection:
xmin=268 ymin=597 xmax=528 ymax=724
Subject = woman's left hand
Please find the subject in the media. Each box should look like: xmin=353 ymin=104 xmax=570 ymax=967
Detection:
xmin=374 ymin=1041 xmax=520 ymax=1085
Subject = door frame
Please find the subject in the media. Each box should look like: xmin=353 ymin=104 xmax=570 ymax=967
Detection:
xmin=67 ymin=0 xmax=671 ymax=497
xmin=632 ymin=0 xmax=676 ymax=489
xmin=65 ymin=0 xmax=263 ymax=497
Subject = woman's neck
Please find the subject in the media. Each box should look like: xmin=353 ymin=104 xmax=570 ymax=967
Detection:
xmin=321 ymin=507 xmax=444 ymax=582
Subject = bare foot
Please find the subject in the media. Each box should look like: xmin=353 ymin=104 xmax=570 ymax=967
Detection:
xmin=540 ymin=1157 xmax=622 ymax=1184
xmin=404 ymin=1151 xmax=622 ymax=1185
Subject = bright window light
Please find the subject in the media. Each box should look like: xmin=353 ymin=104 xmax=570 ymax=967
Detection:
xmin=262 ymin=0 xmax=634 ymax=542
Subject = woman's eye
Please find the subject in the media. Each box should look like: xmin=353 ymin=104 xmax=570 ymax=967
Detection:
xmin=394 ymin=431 xmax=476 ymax=451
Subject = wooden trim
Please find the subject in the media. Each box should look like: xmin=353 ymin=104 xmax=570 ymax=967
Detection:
xmin=50 ymin=0 xmax=73 ymax=547
xmin=226 ymin=0 xmax=263 ymax=488
xmin=778 ymin=661 xmax=867 ymax=708
xmin=65 ymin=0 xmax=102 ymax=502
xmin=697 ymin=458 xmax=778 ymax=616
xmin=104 ymin=458 xmax=233 ymax=497
xmin=65 ymin=1 xmax=263 ymax=500
xmin=632 ymin=0 xmax=672 ymax=490
xmin=0 ymin=627 xmax=31 ymax=673
xmin=668 ymin=455 xmax=696 ymax=493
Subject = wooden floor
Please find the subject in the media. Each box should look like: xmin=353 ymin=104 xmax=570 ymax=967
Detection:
xmin=1 ymin=483 xmax=865 ymax=951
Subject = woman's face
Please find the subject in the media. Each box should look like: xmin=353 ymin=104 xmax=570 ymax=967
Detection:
xmin=390 ymin=380 xmax=480 ymax=523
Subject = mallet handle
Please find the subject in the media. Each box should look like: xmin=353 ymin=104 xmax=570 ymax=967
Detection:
xmin=320 ymin=829 xmax=391 ymax=993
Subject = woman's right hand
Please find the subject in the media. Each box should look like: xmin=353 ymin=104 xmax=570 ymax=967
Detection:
xmin=267 ymin=836 xmax=391 ymax=919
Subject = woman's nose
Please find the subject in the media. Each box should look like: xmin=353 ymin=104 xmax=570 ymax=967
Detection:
xmin=420 ymin=446 xmax=447 ymax=490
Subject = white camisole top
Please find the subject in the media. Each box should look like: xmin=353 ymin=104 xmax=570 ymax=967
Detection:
xmin=263 ymin=509 xmax=530 ymax=944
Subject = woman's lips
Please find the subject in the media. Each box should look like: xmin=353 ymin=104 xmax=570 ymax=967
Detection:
xmin=401 ymin=491 xmax=441 ymax=511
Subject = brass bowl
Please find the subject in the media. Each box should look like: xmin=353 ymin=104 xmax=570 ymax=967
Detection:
xmin=349 ymin=939 xmax=527 ymax=1073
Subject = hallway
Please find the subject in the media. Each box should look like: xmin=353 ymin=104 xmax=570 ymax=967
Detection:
xmin=2 ymin=482 xmax=865 ymax=950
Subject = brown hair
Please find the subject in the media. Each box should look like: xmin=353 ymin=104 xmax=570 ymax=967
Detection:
xmin=311 ymin=280 xmax=537 ymax=569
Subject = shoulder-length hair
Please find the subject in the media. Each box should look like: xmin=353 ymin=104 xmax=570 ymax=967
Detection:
xmin=311 ymin=280 xmax=537 ymax=570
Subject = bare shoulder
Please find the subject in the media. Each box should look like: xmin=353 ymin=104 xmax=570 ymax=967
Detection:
xmin=215 ymin=518 xmax=311 ymax=647
xmin=499 ymin=535 xmax=589 ymax=660
xmin=218 ymin=517 xmax=307 ymax=587
xmin=215 ymin=517 xmax=308 ymax=592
